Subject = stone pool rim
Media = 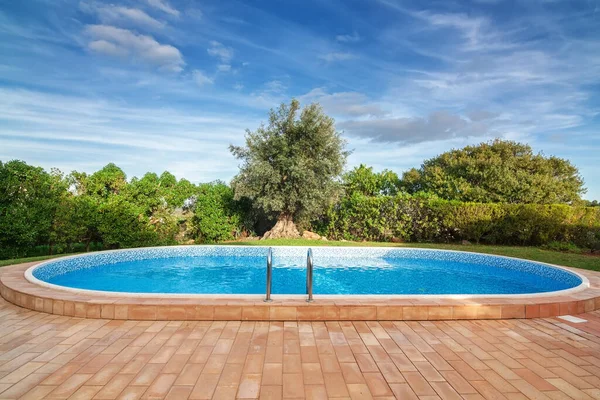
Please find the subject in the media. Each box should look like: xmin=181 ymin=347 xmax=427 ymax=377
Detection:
xmin=23 ymin=245 xmax=589 ymax=299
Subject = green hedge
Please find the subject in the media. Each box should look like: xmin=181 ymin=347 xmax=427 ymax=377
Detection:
xmin=321 ymin=193 xmax=600 ymax=248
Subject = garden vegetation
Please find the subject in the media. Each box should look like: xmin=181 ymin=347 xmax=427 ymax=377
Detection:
xmin=1 ymin=100 xmax=599 ymax=260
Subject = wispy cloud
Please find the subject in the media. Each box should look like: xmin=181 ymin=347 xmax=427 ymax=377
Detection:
xmin=0 ymin=87 xmax=256 ymax=180
xmin=1 ymin=0 xmax=599 ymax=198
xmin=192 ymin=70 xmax=213 ymax=86
xmin=84 ymin=25 xmax=184 ymax=72
xmin=338 ymin=111 xmax=491 ymax=144
xmin=207 ymin=41 xmax=234 ymax=63
xmin=319 ymin=52 xmax=355 ymax=62
xmin=145 ymin=0 xmax=179 ymax=17
xmin=299 ymin=88 xmax=385 ymax=118
xmin=336 ymin=32 xmax=361 ymax=43
xmin=80 ymin=2 xmax=165 ymax=31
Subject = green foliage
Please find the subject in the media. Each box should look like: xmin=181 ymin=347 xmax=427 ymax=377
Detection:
xmin=342 ymin=164 xmax=400 ymax=196
xmin=0 ymin=160 xmax=246 ymax=259
xmin=191 ymin=183 xmax=241 ymax=243
xmin=0 ymin=160 xmax=63 ymax=258
xmin=324 ymin=193 xmax=600 ymax=248
xmin=401 ymin=139 xmax=585 ymax=204
xmin=230 ymin=99 xmax=349 ymax=224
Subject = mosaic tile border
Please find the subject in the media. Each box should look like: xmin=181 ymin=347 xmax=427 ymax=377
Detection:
xmin=27 ymin=246 xmax=585 ymax=298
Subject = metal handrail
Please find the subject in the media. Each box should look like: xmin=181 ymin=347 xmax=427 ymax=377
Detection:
xmin=265 ymin=247 xmax=273 ymax=302
xmin=306 ymin=248 xmax=314 ymax=302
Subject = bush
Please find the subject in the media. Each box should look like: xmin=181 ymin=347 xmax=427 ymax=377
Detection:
xmin=323 ymin=194 xmax=600 ymax=247
xmin=191 ymin=183 xmax=242 ymax=243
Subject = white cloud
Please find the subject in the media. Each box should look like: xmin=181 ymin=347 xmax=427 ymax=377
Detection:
xmin=319 ymin=52 xmax=355 ymax=62
xmin=146 ymin=0 xmax=180 ymax=17
xmin=416 ymin=12 xmax=486 ymax=47
xmin=192 ymin=70 xmax=213 ymax=86
xmin=299 ymin=88 xmax=385 ymax=117
xmin=468 ymin=110 xmax=499 ymax=122
xmin=80 ymin=3 xmax=164 ymax=31
xmin=338 ymin=111 xmax=492 ymax=144
xmin=85 ymin=25 xmax=184 ymax=72
xmin=185 ymin=8 xmax=203 ymax=20
xmin=88 ymin=40 xmax=129 ymax=57
xmin=263 ymin=80 xmax=286 ymax=94
xmin=0 ymin=88 xmax=258 ymax=182
xmin=207 ymin=41 xmax=234 ymax=63
xmin=336 ymin=32 xmax=361 ymax=43
xmin=217 ymin=64 xmax=231 ymax=72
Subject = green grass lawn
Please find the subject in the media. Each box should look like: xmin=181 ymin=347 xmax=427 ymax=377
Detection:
xmin=2 ymin=240 xmax=599 ymax=272
xmin=0 ymin=254 xmax=65 ymax=268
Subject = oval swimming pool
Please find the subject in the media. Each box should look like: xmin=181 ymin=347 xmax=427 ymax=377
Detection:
xmin=27 ymin=246 xmax=584 ymax=296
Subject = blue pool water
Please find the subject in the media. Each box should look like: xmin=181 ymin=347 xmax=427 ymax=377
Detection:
xmin=31 ymin=246 xmax=582 ymax=295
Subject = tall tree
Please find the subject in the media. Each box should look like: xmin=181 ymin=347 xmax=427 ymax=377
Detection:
xmin=230 ymin=99 xmax=349 ymax=238
xmin=0 ymin=160 xmax=63 ymax=257
xmin=401 ymin=139 xmax=585 ymax=204
xmin=343 ymin=164 xmax=400 ymax=197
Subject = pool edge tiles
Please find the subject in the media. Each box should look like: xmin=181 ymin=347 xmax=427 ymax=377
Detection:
xmin=2 ymin=260 xmax=600 ymax=321
xmin=24 ymin=245 xmax=587 ymax=298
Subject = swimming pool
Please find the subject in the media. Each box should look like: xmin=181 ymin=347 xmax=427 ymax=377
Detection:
xmin=27 ymin=246 xmax=584 ymax=297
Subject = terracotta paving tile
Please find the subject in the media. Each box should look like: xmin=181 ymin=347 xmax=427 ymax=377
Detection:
xmin=363 ymin=372 xmax=393 ymax=397
xmin=115 ymin=385 xmax=147 ymax=400
xmin=45 ymin=373 xmax=92 ymax=398
xmin=2 ymin=282 xmax=600 ymax=400
xmin=282 ymin=373 xmax=304 ymax=398
xmin=237 ymin=373 xmax=262 ymax=398
xmin=389 ymin=383 xmax=419 ymax=399
xmin=340 ymin=363 xmax=366 ymax=384
xmin=69 ymin=385 xmax=104 ymax=399
xmin=18 ymin=384 xmax=56 ymax=400
xmin=142 ymin=373 xmax=177 ymax=399
xmin=189 ymin=373 xmax=220 ymax=399
xmin=402 ymin=371 xmax=437 ymax=396
xmin=346 ymin=383 xmax=373 ymax=399
xmin=260 ymin=385 xmax=283 ymax=400
xmin=164 ymin=385 xmax=193 ymax=400
xmin=94 ymin=373 xmax=135 ymax=399
xmin=322 ymin=372 xmax=349 ymax=397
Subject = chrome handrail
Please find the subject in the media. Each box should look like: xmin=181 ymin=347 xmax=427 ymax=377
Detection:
xmin=306 ymin=248 xmax=314 ymax=302
xmin=265 ymin=247 xmax=273 ymax=302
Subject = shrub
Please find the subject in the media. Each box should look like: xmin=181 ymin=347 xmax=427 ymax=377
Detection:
xmin=323 ymin=194 xmax=600 ymax=247
xmin=191 ymin=183 xmax=242 ymax=243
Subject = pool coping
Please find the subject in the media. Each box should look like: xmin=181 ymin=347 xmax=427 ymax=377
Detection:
xmin=2 ymin=249 xmax=600 ymax=321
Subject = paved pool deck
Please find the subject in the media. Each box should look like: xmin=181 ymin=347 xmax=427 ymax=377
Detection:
xmin=1 ymin=295 xmax=600 ymax=399
xmin=1 ymin=262 xmax=600 ymax=399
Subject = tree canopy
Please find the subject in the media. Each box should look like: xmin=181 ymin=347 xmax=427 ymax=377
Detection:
xmin=343 ymin=164 xmax=401 ymax=197
xmin=401 ymin=139 xmax=585 ymax=204
xmin=230 ymin=99 xmax=349 ymax=238
xmin=0 ymin=160 xmax=245 ymax=259
xmin=0 ymin=160 xmax=62 ymax=256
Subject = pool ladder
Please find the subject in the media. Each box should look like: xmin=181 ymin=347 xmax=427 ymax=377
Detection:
xmin=264 ymin=247 xmax=315 ymax=302
xmin=306 ymin=248 xmax=314 ymax=302
xmin=265 ymin=247 xmax=273 ymax=302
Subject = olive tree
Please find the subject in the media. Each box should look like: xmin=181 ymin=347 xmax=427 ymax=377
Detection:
xmin=230 ymin=99 xmax=349 ymax=238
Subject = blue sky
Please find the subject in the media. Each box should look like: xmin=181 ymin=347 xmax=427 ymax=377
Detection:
xmin=1 ymin=0 xmax=599 ymax=199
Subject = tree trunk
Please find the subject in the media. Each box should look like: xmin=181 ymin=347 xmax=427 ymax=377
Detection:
xmin=262 ymin=214 xmax=300 ymax=240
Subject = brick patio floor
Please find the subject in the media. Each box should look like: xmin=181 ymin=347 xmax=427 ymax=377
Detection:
xmin=1 ymin=297 xmax=600 ymax=399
